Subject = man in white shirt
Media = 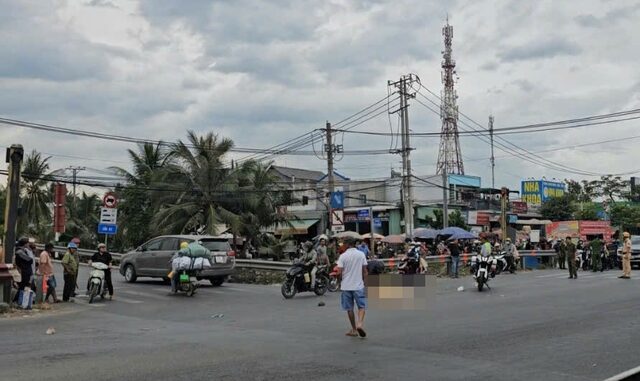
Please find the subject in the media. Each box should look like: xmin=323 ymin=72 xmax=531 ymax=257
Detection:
xmin=336 ymin=237 xmax=369 ymax=338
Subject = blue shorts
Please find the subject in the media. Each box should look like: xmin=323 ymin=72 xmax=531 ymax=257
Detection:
xmin=341 ymin=289 xmax=367 ymax=311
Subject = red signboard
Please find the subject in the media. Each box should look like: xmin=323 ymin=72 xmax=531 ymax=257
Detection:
xmin=510 ymin=201 xmax=528 ymax=214
xmin=579 ymin=220 xmax=614 ymax=242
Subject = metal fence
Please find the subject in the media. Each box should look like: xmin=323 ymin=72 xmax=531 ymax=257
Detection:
xmin=39 ymin=244 xmax=556 ymax=272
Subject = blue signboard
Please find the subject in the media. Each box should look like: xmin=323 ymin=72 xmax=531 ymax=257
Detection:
xmin=330 ymin=191 xmax=344 ymax=209
xmin=508 ymin=214 xmax=518 ymax=224
xmin=521 ymin=180 xmax=565 ymax=205
xmin=373 ymin=218 xmax=382 ymax=228
xmin=357 ymin=209 xmax=370 ymax=219
xmin=98 ymin=223 xmax=118 ymax=235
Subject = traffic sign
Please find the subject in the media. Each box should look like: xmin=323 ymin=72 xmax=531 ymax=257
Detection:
xmin=103 ymin=192 xmax=118 ymax=208
xmin=331 ymin=210 xmax=344 ymax=225
xmin=98 ymin=223 xmax=117 ymax=235
xmin=330 ymin=191 xmax=344 ymax=209
xmin=374 ymin=218 xmax=382 ymax=228
xmin=100 ymin=207 xmax=118 ymax=224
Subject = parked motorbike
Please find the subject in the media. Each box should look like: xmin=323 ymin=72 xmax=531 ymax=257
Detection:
xmin=88 ymin=262 xmax=109 ymax=304
xmin=281 ymin=260 xmax=329 ymax=299
xmin=471 ymin=255 xmax=495 ymax=292
xmin=495 ymin=252 xmax=517 ymax=275
xmin=398 ymin=254 xmax=422 ymax=275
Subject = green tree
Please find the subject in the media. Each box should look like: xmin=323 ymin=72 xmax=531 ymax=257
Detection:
xmin=110 ymin=142 xmax=172 ymax=249
xmin=152 ymin=131 xmax=250 ymax=235
xmin=574 ymin=203 xmax=599 ymax=220
xmin=540 ymin=194 xmax=575 ymax=221
xmin=426 ymin=209 xmax=469 ymax=230
xmin=19 ymin=151 xmax=53 ymax=239
xmin=64 ymin=192 xmax=101 ymax=248
xmin=610 ymin=203 xmax=640 ymax=232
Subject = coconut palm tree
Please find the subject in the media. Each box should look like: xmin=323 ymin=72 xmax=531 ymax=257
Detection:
xmin=19 ymin=151 xmax=53 ymax=238
xmin=152 ymin=131 xmax=250 ymax=235
xmin=64 ymin=191 xmax=101 ymax=247
xmin=110 ymin=142 xmax=172 ymax=249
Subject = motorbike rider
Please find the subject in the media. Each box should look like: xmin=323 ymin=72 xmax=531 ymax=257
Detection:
xmin=503 ymin=238 xmax=517 ymax=272
xmin=300 ymin=241 xmax=318 ymax=287
xmin=480 ymin=235 xmax=492 ymax=257
xmin=88 ymin=243 xmax=114 ymax=300
xmin=170 ymin=242 xmax=190 ymax=293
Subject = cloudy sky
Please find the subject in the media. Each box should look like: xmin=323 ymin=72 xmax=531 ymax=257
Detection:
xmin=2 ymin=0 xmax=640 ymax=192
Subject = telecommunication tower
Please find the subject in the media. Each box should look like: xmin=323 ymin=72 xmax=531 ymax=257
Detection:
xmin=436 ymin=19 xmax=465 ymax=175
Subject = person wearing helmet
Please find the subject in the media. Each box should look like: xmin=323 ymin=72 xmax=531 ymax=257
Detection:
xmin=62 ymin=242 xmax=80 ymax=302
xmin=89 ymin=243 xmax=114 ymax=300
xmin=480 ymin=235 xmax=492 ymax=257
xmin=300 ymin=241 xmax=318 ymax=288
xmin=620 ymin=232 xmax=632 ymax=279
xmin=180 ymin=241 xmax=189 ymax=250
xmin=503 ymin=238 xmax=517 ymax=273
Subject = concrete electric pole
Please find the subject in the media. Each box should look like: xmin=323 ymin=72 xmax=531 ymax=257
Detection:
xmin=389 ymin=74 xmax=418 ymax=239
xmin=66 ymin=166 xmax=85 ymax=216
xmin=325 ymin=121 xmax=334 ymax=235
xmin=2 ymin=144 xmax=24 ymax=303
xmin=489 ymin=115 xmax=495 ymax=190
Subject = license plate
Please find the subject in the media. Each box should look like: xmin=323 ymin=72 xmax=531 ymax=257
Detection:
xmin=215 ymin=256 xmax=226 ymax=264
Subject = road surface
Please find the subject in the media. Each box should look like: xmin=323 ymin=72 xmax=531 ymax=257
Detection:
xmin=1 ymin=264 xmax=638 ymax=380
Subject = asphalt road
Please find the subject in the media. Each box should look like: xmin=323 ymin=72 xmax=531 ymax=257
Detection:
xmin=1 ymin=263 xmax=638 ymax=381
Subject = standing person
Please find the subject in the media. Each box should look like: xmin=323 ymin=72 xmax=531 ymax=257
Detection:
xmin=89 ymin=243 xmax=114 ymax=300
xmin=61 ymin=242 xmax=80 ymax=302
xmin=448 ymin=239 xmax=461 ymax=278
xmin=357 ymin=240 xmax=370 ymax=259
xmin=38 ymin=243 xmax=59 ymax=303
xmin=503 ymin=238 xmax=517 ymax=273
xmin=620 ymin=232 xmax=632 ymax=279
xmin=316 ymin=241 xmax=331 ymax=269
xmin=317 ymin=238 xmax=328 ymax=262
xmin=590 ymin=236 xmax=603 ymax=272
xmin=327 ymin=238 xmax=337 ymax=263
xmin=554 ymin=238 xmax=565 ymax=270
xmin=13 ymin=237 xmax=33 ymax=302
xmin=336 ymin=237 xmax=368 ymax=338
xmin=565 ymin=237 xmax=578 ymax=279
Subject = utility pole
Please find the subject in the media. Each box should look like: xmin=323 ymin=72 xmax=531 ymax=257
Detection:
xmin=325 ymin=122 xmax=334 ymax=235
xmin=442 ymin=162 xmax=449 ymax=229
xmin=489 ymin=115 xmax=495 ymax=190
xmin=2 ymin=144 xmax=24 ymax=303
xmin=389 ymin=74 xmax=417 ymax=239
xmin=500 ymin=187 xmax=508 ymax=242
xmin=67 ymin=166 xmax=86 ymax=212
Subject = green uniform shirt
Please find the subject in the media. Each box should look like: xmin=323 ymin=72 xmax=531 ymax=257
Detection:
xmin=565 ymin=242 xmax=576 ymax=260
xmin=591 ymin=239 xmax=603 ymax=257
xmin=62 ymin=250 xmax=79 ymax=275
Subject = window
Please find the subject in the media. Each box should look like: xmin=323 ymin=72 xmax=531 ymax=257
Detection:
xmin=199 ymin=239 xmax=231 ymax=252
xmin=161 ymin=238 xmax=181 ymax=251
xmin=359 ymin=194 xmax=367 ymax=204
xmin=143 ymin=239 xmax=163 ymax=251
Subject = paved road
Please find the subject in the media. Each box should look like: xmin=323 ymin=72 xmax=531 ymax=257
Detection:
xmin=1 ymin=264 xmax=638 ymax=381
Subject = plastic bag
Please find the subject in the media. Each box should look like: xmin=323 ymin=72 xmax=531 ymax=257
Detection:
xmin=191 ymin=257 xmax=212 ymax=270
xmin=178 ymin=243 xmax=212 ymax=259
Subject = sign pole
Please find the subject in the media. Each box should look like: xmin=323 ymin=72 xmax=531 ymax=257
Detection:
xmin=369 ymin=206 xmax=375 ymax=257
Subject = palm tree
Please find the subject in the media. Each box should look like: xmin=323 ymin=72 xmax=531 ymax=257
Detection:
xmin=110 ymin=142 xmax=172 ymax=249
xmin=20 ymin=151 xmax=53 ymax=238
xmin=152 ymin=131 xmax=248 ymax=235
xmin=64 ymin=191 xmax=101 ymax=247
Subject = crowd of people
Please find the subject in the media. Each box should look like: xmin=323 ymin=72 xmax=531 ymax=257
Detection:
xmin=11 ymin=238 xmax=114 ymax=306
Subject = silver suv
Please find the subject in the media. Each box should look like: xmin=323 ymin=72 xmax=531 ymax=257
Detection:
xmin=119 ymin=235 xmax=236 ymax=286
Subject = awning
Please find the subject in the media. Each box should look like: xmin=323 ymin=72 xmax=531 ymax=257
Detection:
xmin=515 ymin=219 xmax=552 ymax=225
xmin=274 ymin=219 xmax=319 ymax=235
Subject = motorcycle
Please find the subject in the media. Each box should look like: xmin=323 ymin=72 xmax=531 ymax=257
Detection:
xmin=88 ymin=262 xmax=109 ymax=304
xmin=281 ymin=260 xmax=329 ymax=299
xmin=471 ymin=255 xmax=495 ymax=292
xmin=173 ymin=270 xmax=199 ymax=297
xmin=398 ymin=254 xmax=422 ymax=274
xmin=494 ymin=251 xmax=516 ymax=275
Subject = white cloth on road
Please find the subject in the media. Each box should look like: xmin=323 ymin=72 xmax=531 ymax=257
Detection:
xmin=337 ymin=248 xmax=367 ymax=291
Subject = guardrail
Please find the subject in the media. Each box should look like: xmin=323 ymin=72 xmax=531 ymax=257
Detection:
xmin=35 ymin=245 xmax=556 ymax=272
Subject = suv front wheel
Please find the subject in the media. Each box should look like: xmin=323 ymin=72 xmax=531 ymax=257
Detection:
xmin=209 ymin=277 xmax=225 ymax=287
xmin=124 ymin=264 xmax=137 ymax=283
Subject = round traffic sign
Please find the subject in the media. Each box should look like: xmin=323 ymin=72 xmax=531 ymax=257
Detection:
xmin=103 ymin=192 xmax=118 ymax=208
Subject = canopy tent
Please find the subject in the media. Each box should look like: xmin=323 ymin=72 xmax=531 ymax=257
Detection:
xmin=274 ymin=219 xmax=319 ymax=235
xmin=333 ymin=231 xmax=363 ymax=240
xmin=362 ymin=233 xmax=385 ymax=240
xmin=413 ymin=228 xmax=439 ymax=239
xmin=382 ymin=234 xmax=405 ymax=244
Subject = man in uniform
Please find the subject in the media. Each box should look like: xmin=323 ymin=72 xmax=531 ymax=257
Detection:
xmin=620 ymin=232 xmax=632 ymax=279
xmin=565 ymin=237 xmax=577 ymax=279
xmin=590 ymin=236 xmax=603 ymax=272
xmin=554 ymin=237 xmax=566 ymax=270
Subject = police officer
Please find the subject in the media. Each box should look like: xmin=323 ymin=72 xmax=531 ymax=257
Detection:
xmin=565 ymin=237 xmax=577 ymax=279
xmin=619 ymin=232 xmax=632 ymax=279
xmin=555 ymin=238 xmax=566 ymax=270
xmin=590 ymin=236 xmax=603 ymax=272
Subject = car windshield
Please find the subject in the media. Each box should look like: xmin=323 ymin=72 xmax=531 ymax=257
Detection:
xmin=199 ymin=239 xmax=231 ymax=252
